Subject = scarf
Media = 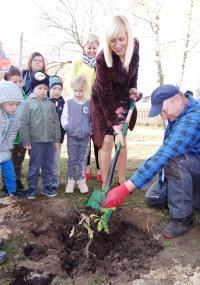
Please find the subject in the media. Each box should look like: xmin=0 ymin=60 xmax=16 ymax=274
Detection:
xmin=82 ymin=52 xmax=96 ymax=68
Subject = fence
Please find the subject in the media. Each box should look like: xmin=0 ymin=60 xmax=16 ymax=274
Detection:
xmin=136 ymin=108 xmax=163 ymax=127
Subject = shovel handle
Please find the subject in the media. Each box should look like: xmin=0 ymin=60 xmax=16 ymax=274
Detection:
xmin=106 ymin=99 xmax=136 ymax=193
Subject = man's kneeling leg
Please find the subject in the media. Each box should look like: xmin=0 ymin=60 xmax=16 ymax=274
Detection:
xmin=145 ymin=181 xmax=167 ymax=209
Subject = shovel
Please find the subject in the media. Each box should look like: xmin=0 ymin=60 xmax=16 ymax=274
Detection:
xmin=86 ymin=98 xmax=137 ymax=224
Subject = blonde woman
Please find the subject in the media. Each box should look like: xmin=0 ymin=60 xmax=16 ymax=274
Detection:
xmin=91 ymin=15 xmax=140 ymax=189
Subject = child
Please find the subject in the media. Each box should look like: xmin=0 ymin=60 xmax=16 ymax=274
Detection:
xmin=61 ymin=75 xmax=91 ymax=193
xmin=0 ymin=81 xmax=23 ymax=196
xmin=2 ymin=66 xmax=28 ymax=193
xmin=19 ymin=71 xmax=61 ymax=199
xmin=71 ymin=33 xmax=101 ymax=182
xmin=49 ymin=75 xmax=65 ymax=189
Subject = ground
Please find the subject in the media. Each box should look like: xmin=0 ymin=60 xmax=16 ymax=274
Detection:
xmin=0 ymin=126 xmax=200 ymax=285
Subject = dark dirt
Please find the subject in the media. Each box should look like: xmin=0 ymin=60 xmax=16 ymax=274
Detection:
xmin=0 ymin=198 xmax=164 ymax=285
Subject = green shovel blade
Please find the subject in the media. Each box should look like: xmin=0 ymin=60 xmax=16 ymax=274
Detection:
xmin=85 ymin=189 xmax=106 ymax=210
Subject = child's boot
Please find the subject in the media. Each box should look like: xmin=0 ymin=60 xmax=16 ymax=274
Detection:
xmin=77 ymin=179 xmax=89 ymax=194
xmin=52 ymin=178 xmax=59 ymax=189
xmin=41 ymin=185 xmax=57 ymax=198
xmin=26 ymin=187 xmax=37 ymax=199
xmin=16 ymin=180 xmax=25 ymax=190
xmin=0 ymin=251 xmax=7 ymax=264
xmin=65 ymin=179 xmax=75 ymax=193
xmin=1 ymin=184 xmax=8 ymax=196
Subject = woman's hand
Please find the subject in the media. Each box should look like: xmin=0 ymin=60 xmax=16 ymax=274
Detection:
xmin=115 ymin=132 xmax=124 ymax=146
xmin=129 ymin=88 xmax=142 ymax=102
xmin=113 ymin=125 xmax=124 ymax=147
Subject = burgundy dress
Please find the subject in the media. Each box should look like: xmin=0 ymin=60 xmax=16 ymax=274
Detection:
xmin=91 ymin=38 xmax=139 ymax=148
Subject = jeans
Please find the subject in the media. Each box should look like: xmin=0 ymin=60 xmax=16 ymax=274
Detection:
xmin=52 ymin=144 xmax=61 ymax=181
xmin=1 ymin=160 xmax=16 ymax=193
xmin=145 ymin=155 xmax=200 ymax=219
xmin=67 ymin=136 xmax=90 ymax=180
xmin=28 ymin=142 xmax=54 ymax=189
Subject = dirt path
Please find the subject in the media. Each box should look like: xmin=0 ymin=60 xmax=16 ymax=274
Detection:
xmin=0 ymin=196 xmax=200 ymax=285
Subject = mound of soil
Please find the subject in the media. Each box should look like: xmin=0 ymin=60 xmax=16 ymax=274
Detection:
xmin=59 ymin=208 xmax=163 ymax=281
xmin=0 ymin=198 xmax=163 ymax=285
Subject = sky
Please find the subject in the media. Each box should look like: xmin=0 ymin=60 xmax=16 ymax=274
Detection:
xmin=1 ymin=0 xmax=200 ymax=95
xmin=1 ymin=1 xmax=39 ymax=54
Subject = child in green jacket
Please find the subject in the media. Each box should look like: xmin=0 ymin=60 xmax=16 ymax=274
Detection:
xmin=19 ymin=71 xmax=61 ymax=199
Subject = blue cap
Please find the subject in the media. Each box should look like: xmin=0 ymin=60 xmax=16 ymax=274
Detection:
xmin=148 ymin=84 xmax=180 ymax=117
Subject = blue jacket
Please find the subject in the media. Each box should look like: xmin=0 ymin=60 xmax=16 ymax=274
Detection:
xmin=0 ymin=109 xmax=20 ymax=163
xmin=131 ymin=96 xmax=200 ymax=189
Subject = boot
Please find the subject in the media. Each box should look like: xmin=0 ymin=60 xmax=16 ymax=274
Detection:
xmin=52 ymin=178 xmax=59 ymax=189
xmin=16 ymin=180 xmax=25 ymax=190
xmin=1 ymin=185 xmax=8 ymax=196
xmin=162 ymin=214 xmax=194 ymax=239
xmin=41 ymin=185 xmax=57 ymax=198
xmin=26 ymin=187 xmax=38 ymax=200
xmin=0 ymin=251 xmax=7 ymax=264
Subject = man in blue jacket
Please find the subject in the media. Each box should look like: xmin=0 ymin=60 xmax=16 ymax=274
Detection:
xmin=103 ymin=84 xmax=200 ymax=239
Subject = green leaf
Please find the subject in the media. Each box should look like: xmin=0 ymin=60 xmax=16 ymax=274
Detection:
xmin=97 ymin=221 xmax=103 ymax=232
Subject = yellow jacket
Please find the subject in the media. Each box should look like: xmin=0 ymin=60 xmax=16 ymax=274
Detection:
xmin=70 ymin=59 xmax=96 ymax=98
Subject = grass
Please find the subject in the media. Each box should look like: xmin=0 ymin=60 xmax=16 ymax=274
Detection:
xmin=0 ymin=125 xmax=166 ymax=219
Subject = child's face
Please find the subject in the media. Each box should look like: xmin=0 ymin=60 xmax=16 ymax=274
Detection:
xmin=0 ymin=101 xmax=20 ymax=114
xmin=33 ymin=84 xmax=48 ymax=99
xmin=50 ymin=85 xmax=63 ymax=99
xmin=73 ymin=83 xmax=85 ymax=101
xmin=9 ymin=75 xmax=23 ymax=89
xmin=84 ymin=41 xmax=99 ymax=58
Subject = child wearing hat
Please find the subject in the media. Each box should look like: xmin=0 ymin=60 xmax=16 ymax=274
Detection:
xmin=19 ymin=72 xmax=61 ymax=199
xmin=49 ymin=75 xmax=65 ymax=189
xmin=0 ymin=81 xmax=23 ymax=197
xmin=1 ymin=66 xmax=28 ymax=195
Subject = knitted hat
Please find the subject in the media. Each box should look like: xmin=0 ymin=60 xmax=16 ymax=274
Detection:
xmin=49 ymin=75 xmax=63 ymax=90
xmin=31 ymin=71 xmax=49 ymax=91
xmin=0 ymin=81 xmax=23 ymax=104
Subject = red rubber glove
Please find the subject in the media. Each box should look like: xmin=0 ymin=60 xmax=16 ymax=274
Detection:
xmin=102 ymin=184 xmax=130 ymax=208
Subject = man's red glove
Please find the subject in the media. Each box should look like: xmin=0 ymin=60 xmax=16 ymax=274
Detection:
xmin=102 ymin=184 xmax=130 ymax=208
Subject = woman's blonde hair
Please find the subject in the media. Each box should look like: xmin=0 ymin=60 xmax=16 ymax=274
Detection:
xmin=103 ymin=15 xmax=134 ymax=72
xmin=83 ymin=33 xmax=100 ymax=48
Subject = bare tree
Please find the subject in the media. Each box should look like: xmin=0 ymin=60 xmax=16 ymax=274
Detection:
xmin=34 ymin=0 xmax=103 ymax=72
xmin=131 ymin=0 xmax=165 ymax=85
xmin=179 ymin=0 xmax=194 ymax=87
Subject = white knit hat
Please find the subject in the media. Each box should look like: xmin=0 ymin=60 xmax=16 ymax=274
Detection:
xmin=0 ymin=81 xmax=23 ymax=104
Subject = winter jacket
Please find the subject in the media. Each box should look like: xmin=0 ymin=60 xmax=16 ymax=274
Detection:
xmin=91 ymin=38 xmax=139 ymax=148
xmin=14 ymin=89 xmax=28 ymax=145
xmin=70 ymin=59 xmax=96 ymax=98
xmin=0 ymin=109 xmax=20 ymax=163
xmin=19 ymin=94 xmax=61 ymax=144
xmin=61 ymin=98 xmax=91 ymax=139
xmin=50 ymin=96 xmax=65 ymax=143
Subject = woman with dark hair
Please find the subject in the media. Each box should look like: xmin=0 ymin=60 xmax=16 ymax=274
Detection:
xmin=22 ymin=52 xmax=47 ymax=96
